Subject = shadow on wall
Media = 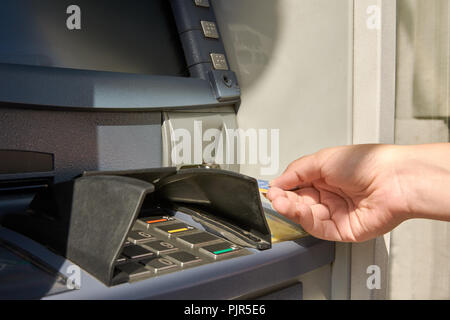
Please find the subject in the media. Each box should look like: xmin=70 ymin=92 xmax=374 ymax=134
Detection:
xmin=212 ymin=0 xmax=280 ymax=92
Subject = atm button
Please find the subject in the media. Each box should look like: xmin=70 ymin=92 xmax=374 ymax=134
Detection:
xmin=165 ymin=251 xmax=202 ymax=267
xmin=116 ymin=262 xmax=152 ymax=281
xmin=201 ymin=20 xmax=219 ymax=39
xmin=140 ymin=257 xmax=178 ymax=274
xmin=210 ymin=53 xmax=229 ymax=70
xmin=176 ymin=232 xmax=221 ymax=248
xmin=146 ymin=218 xmax=169 ymax=224
xmin=154 ymin=223 xmax=195 ymax=237
xmin=137 ymin=216 xmax=174 ymax=229
xmin=142 ymin=240 xmax=178 ymax=255
xmin=127 ymin=230 xmax=155 ymax=244
xmin=122 ymin=245 xmax=155 ymax=260
xmin=199 ymin=242 xmax=240 ymax=259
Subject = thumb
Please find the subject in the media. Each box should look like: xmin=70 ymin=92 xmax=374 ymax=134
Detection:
xmin=270 ymin=154 xmax=322 ymax=190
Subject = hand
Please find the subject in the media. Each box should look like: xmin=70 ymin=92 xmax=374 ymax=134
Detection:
xmin=267 ymin=144 xmax=416 ymax=242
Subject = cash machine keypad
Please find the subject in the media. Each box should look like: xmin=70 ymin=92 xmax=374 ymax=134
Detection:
xmin=112 ymin=215 xmax=248 ymax=284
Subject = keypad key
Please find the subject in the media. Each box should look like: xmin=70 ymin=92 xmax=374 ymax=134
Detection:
xmin=154 ymin=223 xmax=195 ymax=237
xmin=137 ymin=216 xmax=174 ymax=229
xmin=201 ymin=20 xmax=219 ymax=39
xmin=166 ymin=251 xmax=202 ymax=267
xmin=127 ymin=230 xmax=154 ymax=244
xmin=176 ymin=232 xmax=221 ymax=248
xmin=122 ymin=245 xmax=155 ymax=260
xmin=199 ymin=242 xmax=240 ymax=259
xmin=142 ymin=240 xmax=178 ymax=255
xmin=210 ymin=53 xmax=229 ymax=70
xmin=140 ymin=257 xmax=178 ymax=274
xmin=116 ymin=262 xmax=152 ymax=281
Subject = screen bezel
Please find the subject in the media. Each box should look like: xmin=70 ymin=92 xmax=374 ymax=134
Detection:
xmin=0 ymin=1 xmax=240 ymax=112
xmin=0 ymin=63 xmax=226 ymax=111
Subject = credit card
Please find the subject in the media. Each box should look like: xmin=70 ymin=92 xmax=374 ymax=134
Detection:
xmin=257 ymin=179 xmax=270 ymax=194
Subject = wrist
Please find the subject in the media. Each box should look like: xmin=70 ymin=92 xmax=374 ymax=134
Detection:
xmin=395 ymin=143 xmax=450 ymax=221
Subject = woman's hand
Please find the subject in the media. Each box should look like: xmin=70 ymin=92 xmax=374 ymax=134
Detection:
xmin=267 ymin=144 xmax=450 ymax=242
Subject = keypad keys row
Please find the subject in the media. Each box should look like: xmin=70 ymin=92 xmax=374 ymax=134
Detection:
xmin=116 ymin=251 xmax=202 ymax=279
xmin=114 ymin=215 xmax=244 ymax=283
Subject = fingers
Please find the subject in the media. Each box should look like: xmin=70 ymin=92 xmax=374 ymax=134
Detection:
xmin=266 ymin=187 xmax=291 ymax=202
xmin=267 ymin=187 xmax=320 ymax=207
xmin=271 ymin=196 xmax=343 ymax=241
xmin=270 ymin=154 xmax=322 ymax=190
xmin=296 ymin=188 xmax=320 ymax=206
xmin=268 ymin=184 xmax=362 ymax=241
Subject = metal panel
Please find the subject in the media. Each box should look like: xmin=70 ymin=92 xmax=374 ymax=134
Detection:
xmin=162 ymin=110 xmax=240 ymax=172
xmin=0 ymin=223 xmax=334 ymax=300
xmin=0 ymin=64 xmax=225 ymax=111
xmin=0 ymin=108 xmax=162 ymax=182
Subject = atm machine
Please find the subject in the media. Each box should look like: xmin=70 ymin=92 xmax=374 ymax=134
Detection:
xmin=0 ymin=0 xmax=334 ymax=299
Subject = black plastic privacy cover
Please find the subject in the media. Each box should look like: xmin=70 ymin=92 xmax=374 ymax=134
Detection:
xmin=82 ymin=167 xmax=177 ymax=184
xmin=1 ymin=167 xmax=271 ymax=286
xmin=1 ymin=174 xmax=155 ymax=286
xmin=154 ymin=168 xmax=272 ymax=249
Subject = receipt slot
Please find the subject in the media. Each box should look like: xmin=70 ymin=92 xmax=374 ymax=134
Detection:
xmin=162 ymin=109 xmax=240 ymax=172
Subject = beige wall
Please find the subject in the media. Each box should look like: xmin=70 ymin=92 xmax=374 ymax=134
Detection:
xmin=213 ymin=0 xmax=353 ymax=182
xmin=214 ymin=0 xmax=450 ymax=300
xmin=390 ymin=0 xmax=450 ymax=300
xmin=213 ymin=0 xmax=354 ymax=299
